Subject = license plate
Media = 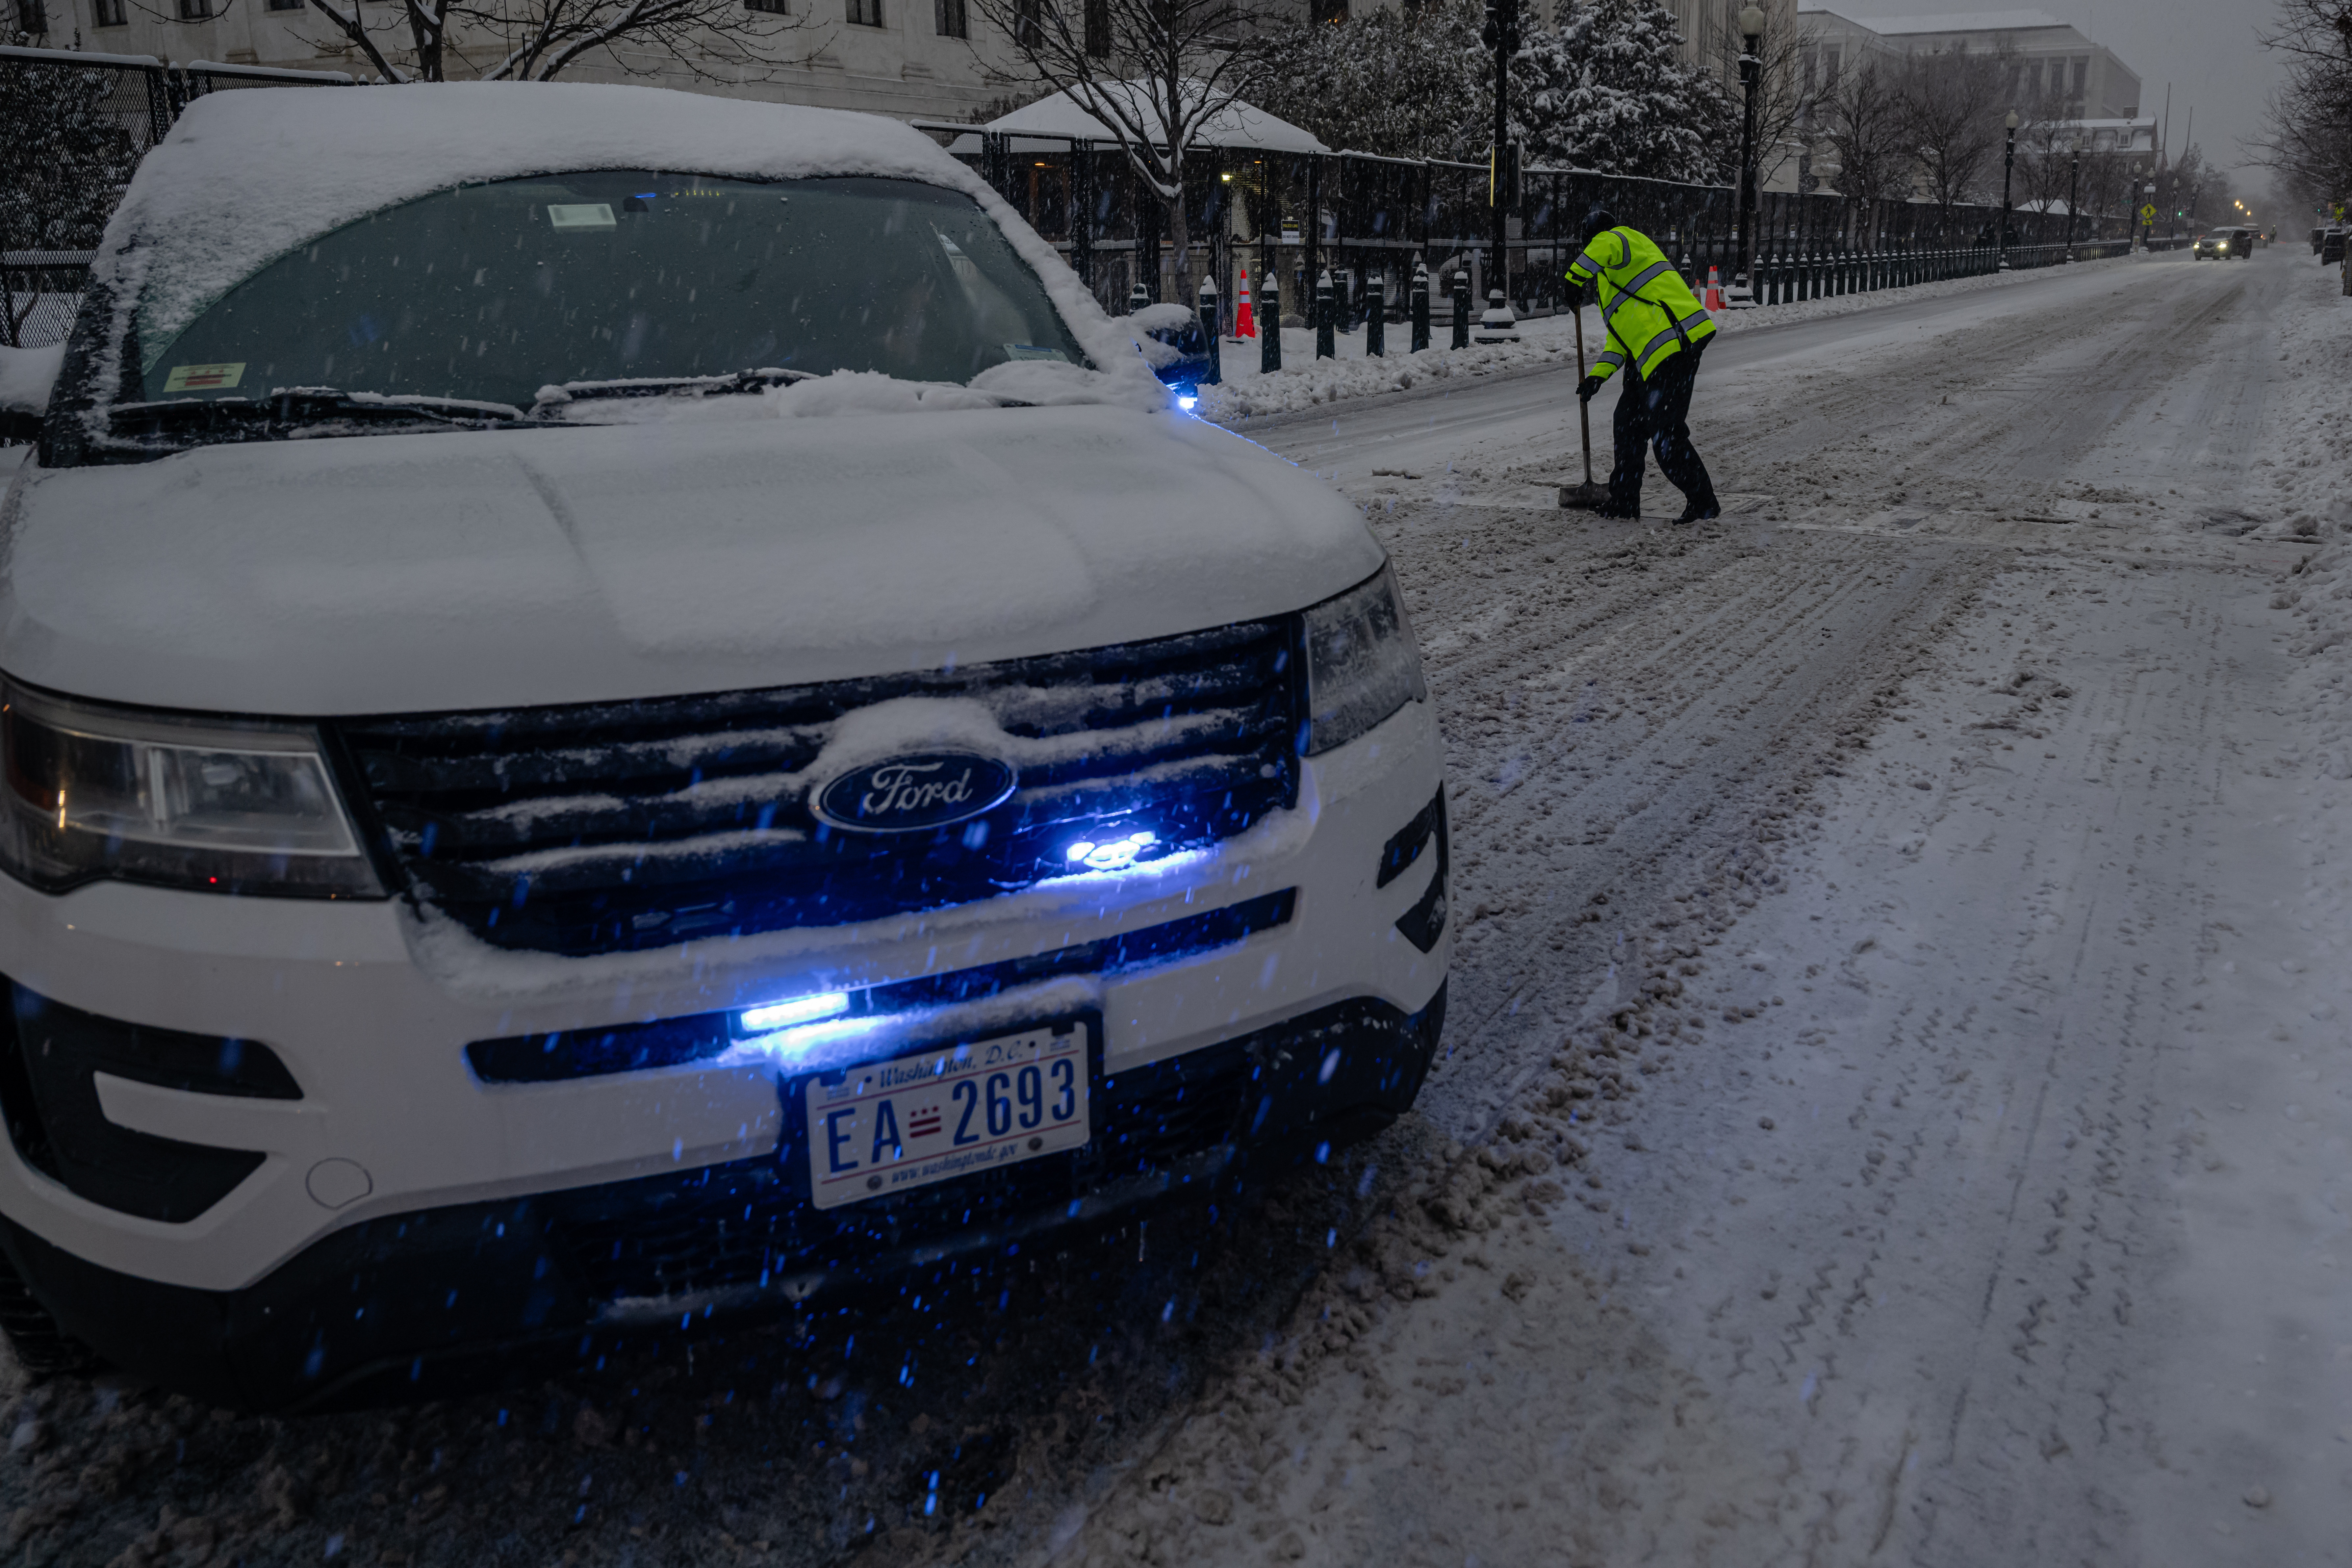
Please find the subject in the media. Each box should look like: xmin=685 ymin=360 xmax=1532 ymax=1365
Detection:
xmin=803 ymin=1022 xmax=1090 ymax=1210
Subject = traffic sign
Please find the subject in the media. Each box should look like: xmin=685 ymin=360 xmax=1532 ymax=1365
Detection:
xmin=2139 ymin=203 xmax=2156 ymax=220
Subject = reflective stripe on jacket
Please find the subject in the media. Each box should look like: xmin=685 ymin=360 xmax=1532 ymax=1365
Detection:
xmin=1564 ymin=226 xmax=1716 ymax=384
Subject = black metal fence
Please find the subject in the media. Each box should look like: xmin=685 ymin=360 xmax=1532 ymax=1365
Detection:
xmin=1 ymin=44 xmax=350 ymax=348
xmin=4 ymin=53 xmax=2138 ymax=353
xmin=929 ymin=129 xmax=2140 ymax=331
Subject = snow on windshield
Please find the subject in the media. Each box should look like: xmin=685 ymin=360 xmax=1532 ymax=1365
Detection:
xmin=87 ymin=82 xmax=1165 ymax=417
xmin=140 ymin=173 xmax=1087 ymax=408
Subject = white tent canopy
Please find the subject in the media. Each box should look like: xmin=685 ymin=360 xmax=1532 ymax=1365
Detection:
xmin=962 ymin=83 xmax=1329 ymax=154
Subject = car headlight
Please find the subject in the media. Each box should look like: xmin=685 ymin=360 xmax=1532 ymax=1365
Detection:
xmin=0 ymin=677 xmax=382 ymax=897
xmin=1301 ymin=564 xmax=1428 ymax=755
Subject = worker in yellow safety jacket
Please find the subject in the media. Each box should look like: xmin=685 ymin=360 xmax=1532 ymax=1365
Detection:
xmin=1566 ymin=206 xmax=1721 ymax=523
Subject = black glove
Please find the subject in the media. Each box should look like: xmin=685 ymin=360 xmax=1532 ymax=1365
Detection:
xmin=1576 ymin=374 xmax=1604 ymax=403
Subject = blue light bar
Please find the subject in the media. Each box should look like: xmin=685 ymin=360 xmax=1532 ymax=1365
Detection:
xmin=739 ymin=992 xmax=851 ymax=1033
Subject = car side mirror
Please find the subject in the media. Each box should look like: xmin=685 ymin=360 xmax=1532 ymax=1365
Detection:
xmin=1 ymin=344 xmax=65 ymax=449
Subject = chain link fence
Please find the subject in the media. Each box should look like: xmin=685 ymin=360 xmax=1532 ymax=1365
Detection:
xmin=1 ymin=44 xmax=349 ymax=349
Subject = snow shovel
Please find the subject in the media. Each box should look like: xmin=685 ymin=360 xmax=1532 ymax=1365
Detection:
xmin=1559 ymin=297 xmax=1611 ymax=511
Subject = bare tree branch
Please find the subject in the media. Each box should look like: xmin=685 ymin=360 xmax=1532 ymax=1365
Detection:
xmin=288 ymin=0 xmax=811 ymax=84
xmin=965 ymin=0 xmax=1285 ymax=300
xmin=1818 ymin=55 xmax=1908 ymax=217
xmin=1703 ymin=8 xmax=1816 ymax=191
xmin=1896 ymin=42 xmax=2014 ymax=233
xmin=299 ymin=0 xmax=416 ymax=80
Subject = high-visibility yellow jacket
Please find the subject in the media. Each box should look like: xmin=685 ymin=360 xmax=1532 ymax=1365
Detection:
xmin=1565 ymin=226 xmax=1716 ymax=384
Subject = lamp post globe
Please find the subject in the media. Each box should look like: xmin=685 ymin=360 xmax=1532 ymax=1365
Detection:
xmin=2064 ymin=149 xmax=2079 ymax=262
xmin=1998 ymin=108 xmax=2018 ymax=270
xmin=1734 ymin=4 xmax=1765 ymax=294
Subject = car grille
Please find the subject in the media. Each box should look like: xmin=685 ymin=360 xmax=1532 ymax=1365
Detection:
xmin=463 ymin=889 xmax=1295 ymax=1085
xmin=549 ymin=1039 xmax=1252 ymax=1302
xmin=332 ymin=620 xmax=1301 ymax=956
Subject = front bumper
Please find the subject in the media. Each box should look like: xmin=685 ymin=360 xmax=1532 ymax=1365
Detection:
xmin=1 ymin=985 xmax=1443 ymax=1412
xmin=0 ymin=702 xmax=1448 ymax=1406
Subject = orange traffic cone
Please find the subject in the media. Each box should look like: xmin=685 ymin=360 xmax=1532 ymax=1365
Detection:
xmin=1234 ymin=269 xmax=1256 ymax=339
xmin=1703 ymin=266 xmax=1726 ymax=311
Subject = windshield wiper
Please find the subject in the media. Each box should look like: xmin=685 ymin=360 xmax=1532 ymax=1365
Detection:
xmin=532 ymin=368 xmax=815 ymax=411
xmin=109 ymin=388 xmax=531 ymax=440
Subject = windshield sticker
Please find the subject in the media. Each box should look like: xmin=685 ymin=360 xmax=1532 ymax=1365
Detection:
xmin=547 ymin=203 xmax=617 ymax=231
xmin=162 ymin=362 xmax=245 ymax=393
xmin=1002 ymin=345 xmax=1070 ymax=362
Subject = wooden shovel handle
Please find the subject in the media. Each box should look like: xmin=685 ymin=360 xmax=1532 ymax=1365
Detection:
xmin=1572 ymin=296 xmax=1595 ymax=487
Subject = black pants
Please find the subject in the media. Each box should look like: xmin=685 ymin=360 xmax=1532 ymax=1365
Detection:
xmin=1610 ymin=344 xmax=1714 ymax=512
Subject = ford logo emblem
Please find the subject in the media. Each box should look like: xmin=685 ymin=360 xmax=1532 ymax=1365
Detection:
xmin=812 ymin=753 xmax=1018 ymax=833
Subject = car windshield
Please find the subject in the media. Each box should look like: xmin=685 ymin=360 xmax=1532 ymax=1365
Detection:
xmin=134 ymin=172 xmax=1087 ymax=411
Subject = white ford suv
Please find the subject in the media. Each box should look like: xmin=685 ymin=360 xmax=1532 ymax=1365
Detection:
xmin=0 ymin=83 xmax=1449 ymax=1410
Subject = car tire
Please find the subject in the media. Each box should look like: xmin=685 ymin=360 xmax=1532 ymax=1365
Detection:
xmin=0 ymin=1248 xmax=103 ymax=1380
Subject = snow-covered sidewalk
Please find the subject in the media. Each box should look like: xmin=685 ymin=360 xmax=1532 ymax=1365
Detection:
xmin=1196 ymin=247 xmax=2160 ymax=423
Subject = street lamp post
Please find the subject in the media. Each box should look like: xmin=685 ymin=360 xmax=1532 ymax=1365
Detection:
xmin=2142 ymin=181 xmax=2156 ymax=249
xmin=1478 ymin=0 xmax=1523 ymax=341
xmin=2064 ymin=150 xmax=2079 ymax=262
xmin=1734 ymin=4 xmax=1765 ymax=295
xmin=1998 ymin=108 xmax=2018 ymax=270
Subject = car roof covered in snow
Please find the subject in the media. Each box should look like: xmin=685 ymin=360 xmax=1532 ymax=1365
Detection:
xmin=90 ymin=81 xmax=1154 ymax=390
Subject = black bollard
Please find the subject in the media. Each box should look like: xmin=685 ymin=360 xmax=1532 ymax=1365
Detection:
xmin=1196 ymin=275 xmax=1220 ymax=387
xmin=1450 ymin=269 xmax=1470 ymax=349
xmin=1260 ymin=267 xmax=1281 ymax=373
xmin=1315 ymin=269 xmax=1335 ymax=359
xmin=1410 ymin=260 xmax=1431 ymax=352
xmin=1365 ymin=271 xmax=1385 ymax=358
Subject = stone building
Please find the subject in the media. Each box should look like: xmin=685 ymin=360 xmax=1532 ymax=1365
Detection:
xmin=1795 ymin=5 xmax=2140 ymax=119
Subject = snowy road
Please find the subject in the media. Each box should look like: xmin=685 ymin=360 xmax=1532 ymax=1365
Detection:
xmin=12 ymin=249 xmax=2349 ymax=1568
xmin=1061 ymin=248 xmax=2351 ymax=1566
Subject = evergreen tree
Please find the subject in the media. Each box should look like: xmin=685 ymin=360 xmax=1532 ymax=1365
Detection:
xmin=1262 ymin=0 xmax=1732 ymax=182
xmin=1257 ymin=0 xmax=1490 ymax=162
xmin=1524 ymin=0 xmax=1731 ymax=184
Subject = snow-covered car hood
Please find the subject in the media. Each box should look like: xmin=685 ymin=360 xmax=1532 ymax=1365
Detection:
xmin=0 ymin=406 xmax=1383 ymax=716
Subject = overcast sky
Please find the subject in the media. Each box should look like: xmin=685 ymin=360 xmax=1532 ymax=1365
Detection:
xmin=1841 ymin=1 xmax=2282 ymax=195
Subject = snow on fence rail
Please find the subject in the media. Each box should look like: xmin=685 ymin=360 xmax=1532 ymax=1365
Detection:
xmin=913 ymin=123 xmax=2139 ymax=332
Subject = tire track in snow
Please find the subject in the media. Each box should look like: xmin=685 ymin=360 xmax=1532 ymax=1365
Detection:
xmin=1043 ymin=252 xmax=2313 ymax=1568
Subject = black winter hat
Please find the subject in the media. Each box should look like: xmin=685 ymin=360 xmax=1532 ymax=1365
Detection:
xmin=1579 ymin=206 xmax=1618 ymax=247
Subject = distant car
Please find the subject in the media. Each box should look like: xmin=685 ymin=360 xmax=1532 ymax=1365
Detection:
xmin=2193 ymin=228 xmax=2252 ymax=261
xmin=2323 ymin=229 xmax=2347 ymax=266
